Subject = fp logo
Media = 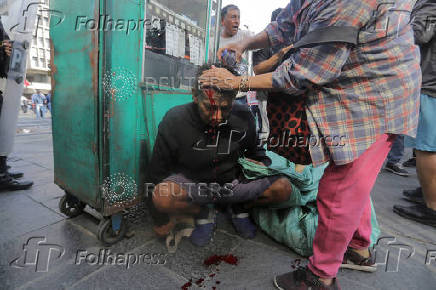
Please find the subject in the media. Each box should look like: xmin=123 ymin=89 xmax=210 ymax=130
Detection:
xmin=9 ymin=237 xmax=65 ymax=272
xmin=374 ymin=237 xmax=415 ymax=272
xmin=10 ymin=1 xmax=65 ymax=35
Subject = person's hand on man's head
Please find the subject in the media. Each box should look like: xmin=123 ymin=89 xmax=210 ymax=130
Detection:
xmin=199 ymin=65 xmax=240 ymax=90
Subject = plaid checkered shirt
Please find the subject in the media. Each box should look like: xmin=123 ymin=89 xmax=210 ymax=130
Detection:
xmin=265 ymin=0 xmax=421 ymax=166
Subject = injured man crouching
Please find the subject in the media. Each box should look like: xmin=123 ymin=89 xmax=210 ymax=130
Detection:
xmin=146 ymin=63 xmax=292 ymax=248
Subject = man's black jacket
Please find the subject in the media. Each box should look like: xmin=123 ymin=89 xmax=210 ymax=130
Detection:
xmin=412 ymin=0 xmax=436 ymax=97
xmin=146 ymin=102 xmax=270 ymax=186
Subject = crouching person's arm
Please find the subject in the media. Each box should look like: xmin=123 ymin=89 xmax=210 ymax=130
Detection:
xmin=147 ymin=113 xmax=201 ymax=217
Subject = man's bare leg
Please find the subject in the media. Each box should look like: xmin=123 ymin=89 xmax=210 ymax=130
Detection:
xmin=152 ymin=181 xmax=201 ymax=214
xmin=416 ymin=150 xmax=436 ymax=210
xmin=152 ymin=182 xmax=202 ymax=237
xmin=245 ymin=177 xmax=292 ymax=208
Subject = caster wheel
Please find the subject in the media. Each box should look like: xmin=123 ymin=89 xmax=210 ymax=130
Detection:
xmin=59 ymin=195 xmax=85 ymax=218
xmin=97 ymin=217 xmax=127 ymax=246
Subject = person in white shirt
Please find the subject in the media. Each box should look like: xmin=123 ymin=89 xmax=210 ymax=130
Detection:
xmin=218 ymin=4 xmax=269 ymax=142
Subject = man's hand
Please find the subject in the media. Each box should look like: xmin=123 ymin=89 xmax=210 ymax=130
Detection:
xmin=217 ymin=42 xmax=247 ymax=63
xmin=199 ymin=65 xmax=240 ymax=90
xmin=245 ymin=158 xmax=265 ymax=166
xmin=2 ymin=40 xmax=12 ymax=57
xmin=277 ymin=43 xmax=294 ymax=64
xmin=254 ymin=44 xmax=295 ymax=75
xmin=218 ymin=31 xmax=270 ymax=63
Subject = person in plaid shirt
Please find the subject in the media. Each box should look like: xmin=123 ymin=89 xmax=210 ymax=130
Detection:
xmin=200 ymin=0 xmax=421 ymax=289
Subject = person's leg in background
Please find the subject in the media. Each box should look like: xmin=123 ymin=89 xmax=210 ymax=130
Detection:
xmin=416 ymin=150 xmax=436 ymax=210
xmin=0 ymin=90 xmax=3 ymax=118
xmin=35 ymin=104 xmax=41 ymax=119
xmin=274 ymin=134 xmax=394 ymax=289
xmin=0 ymin=155 xmax=33 ymax=191
xmin=402 ymin=138 xmax=422 ymax=202
xmin=0 ymin=89 xmax=33 ymax=192
xmin=403 ymin=148 xmax=416 ymax=167
xmin=385 ymin=135 xmax=410 ymax=177
xmin=257 ymin=99 xmax=270 ymax=143
xmin=40 ymin=104 xmax=45 ymax=118
xmin=394 ymin=94 xmax=436 ymax=226
xmin=394 ymin=150 xmax=436 ymax=226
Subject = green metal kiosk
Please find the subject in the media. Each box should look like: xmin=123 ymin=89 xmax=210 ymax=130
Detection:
xmin=50 ymin=0 xmax=222 ymax=245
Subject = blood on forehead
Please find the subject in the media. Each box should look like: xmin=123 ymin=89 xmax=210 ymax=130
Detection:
xmin=200 ymin=89 xmax=231 ymax=107
xmin=203 ymin=89 xmax=217 ymax=105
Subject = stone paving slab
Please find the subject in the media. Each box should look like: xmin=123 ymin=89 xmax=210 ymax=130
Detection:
xmin=0 ymin=191 xmax=64 ymax=244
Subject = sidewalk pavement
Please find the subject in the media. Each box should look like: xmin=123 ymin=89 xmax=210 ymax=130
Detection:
xmin=0 ymin=113 xmax=435 ymax=290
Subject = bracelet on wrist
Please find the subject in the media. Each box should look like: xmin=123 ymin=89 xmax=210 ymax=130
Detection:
xmin=239 ymin=76 xmax=249 ymax=92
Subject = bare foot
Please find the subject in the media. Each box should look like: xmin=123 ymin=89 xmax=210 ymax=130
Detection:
xmin=319 ymin=277 xmax=333 ymax=286
xmin=153 ymin=214 xmax=194 ymax=237
xmin=351 ymin=248 xmax=370 ymax=258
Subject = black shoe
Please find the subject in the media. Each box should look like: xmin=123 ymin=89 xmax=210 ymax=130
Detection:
xmin=393 ymin=204 xmax=436 ymax=227
xmin=6 ymin=165 xmax=24 ymax=179
xmin=402 ymin=157 xmax=416 ymax=168
xmin=0 ymin=174 xmax=33 ymax=192
xmin=402 ymin=187 xmax=424 ymax=204
xmin=8 ymin=171 xmax=24 ymax=179
xmin=274 ymin=266 xmax=340 ymax=290
xmin=384 ymin=163 xmax=410 ymax=177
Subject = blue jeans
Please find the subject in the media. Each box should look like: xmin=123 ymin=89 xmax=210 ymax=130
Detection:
xmin=387 ymin=135 xmax=404 ymax=164
xmin=36 ymin=104 xmax=45 ymax=119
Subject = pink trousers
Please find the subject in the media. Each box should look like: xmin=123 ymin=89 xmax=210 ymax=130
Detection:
xmin=308 ymin=134 xmax=395 ymax=278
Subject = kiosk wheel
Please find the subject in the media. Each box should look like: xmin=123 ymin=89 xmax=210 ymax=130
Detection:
xmin=59 ymin=194 xmax=85 ymax=218
xmin=97 ymin=214 xmax=127 ymax=246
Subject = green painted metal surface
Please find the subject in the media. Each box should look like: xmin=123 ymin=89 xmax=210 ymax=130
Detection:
xmin=51 ymin=0 xmax=214 ymax=214
xmin=142 ymin=87 xmax=193 ymax=154
xmin=50 ymin=0 xmax=100 ymax=206
xmin=100 ymin=0 xmax=146 ymax=214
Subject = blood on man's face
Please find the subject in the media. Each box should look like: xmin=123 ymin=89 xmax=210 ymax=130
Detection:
xmin=194 ymin=89 xmax=234 ymax=127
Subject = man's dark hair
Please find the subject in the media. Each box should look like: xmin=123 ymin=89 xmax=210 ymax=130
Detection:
xmin=193 ymin=63 xmax=238 ymax=101
xmin=221 ymin=4 xmax=239 ymax=22
xmin=271 ymin=8 xmax=282 ymax=22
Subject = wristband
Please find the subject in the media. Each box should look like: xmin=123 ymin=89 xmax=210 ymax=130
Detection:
xmin=239 ymin=76 xmax=249 ymax=92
